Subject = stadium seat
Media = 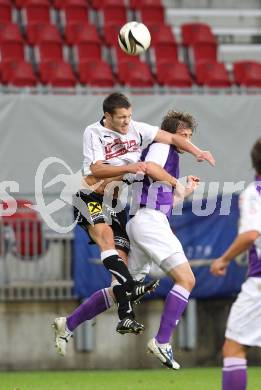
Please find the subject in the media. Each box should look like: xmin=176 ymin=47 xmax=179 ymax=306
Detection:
xmin=72 ymin=25 xmax=102 ymax=61
xmin=148 ymin=24 xmax=176 ymax=46
xmin=21 ymin=0 xmax=51 ymax=25
xmin=1 ymin=60 xmax=37 ymax=86
xmin=114 ymin=46 xmax=140 ymax=65
xmin=233 ymin=61 xmax=261 ymax=87
xmin=26 ymin=23 xmax=61 ymax=45
xmin=195 ymin=62 xmax=231 ymax=87
xmin=130 ymin=0 xmax=165 ymax=24
xmin=65 ymin=21 xmax=99 ymax=46
xmin=59 ymin=0 xmax=89 ymax=25
xmin=181 ymin=23 xmax=215 ymax=46
xmin=118 ymin=60 xmax=154 ymax=87
xmin=0 ymin=23 xmax=23 ymax=43
xmin=191 ymin=42 xmax=217 ymax=64
xmin=103 ymin=22 xmax=122 ymax=46
xmin=78 ymin=59 xmax=115 ymax=86
xmin=34 ymin=31 xmax=63 ymax=63
xmin=0 ymin=25 xmax=24 ymax=62
xmin=100 ymin=0 xmax=127 ymax=25
xmin=152 ymin=25 xmax=178 ymax=61
xmin=0 ymin=0 xmax=12 ymax=23
xmin=39 ymin=60 xmax=76 ymax=87
xmin=2 ymin=199 xmax=46 ymax=259
xmin=156 ymin=60 xmax=192 ymax=87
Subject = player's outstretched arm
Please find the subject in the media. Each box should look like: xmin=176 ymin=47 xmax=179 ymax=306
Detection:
xmin=154 ymin=129 xmax=215 ymax=166
xmin=210 ymin=230 xmax=260 ymax=276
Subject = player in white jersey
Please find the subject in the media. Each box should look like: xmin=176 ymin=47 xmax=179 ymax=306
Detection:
xmin=53 ymin=92 xmax=215 ymax=348
xmin=211 ymin=138 xmax=261 ymax=390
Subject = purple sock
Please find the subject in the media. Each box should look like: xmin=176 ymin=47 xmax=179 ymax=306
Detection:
xmin=66 ymin=288 xmax=114 ymax=332
xmin=156 ymin=284 xmax=189 ymax=344
xmin=222 ymin=357 xmax=247 ymax=390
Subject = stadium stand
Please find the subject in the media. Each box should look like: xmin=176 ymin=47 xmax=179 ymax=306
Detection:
xmin=0 ymin=0 xmax=260 ymax=90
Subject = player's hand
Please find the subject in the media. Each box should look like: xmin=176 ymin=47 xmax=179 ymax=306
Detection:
xmin=196 ymin=151 xmax=215 ymax=166
xmin=210 ymin=257 xmax=228 ymax=276
xmin=127 ymin=162 xmax=147 ymax=174
xmin=186 ymin=175 xmax=200 ymax=193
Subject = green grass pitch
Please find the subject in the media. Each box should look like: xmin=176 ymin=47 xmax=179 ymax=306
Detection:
xmin=1 ymin=368 xmax=260 ymax=390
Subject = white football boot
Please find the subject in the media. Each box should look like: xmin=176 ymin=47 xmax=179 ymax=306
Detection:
xmin=52 ymin=317 xmax=72 ymax=356
xmin=147 ymin=338 xmax=180 ymax=370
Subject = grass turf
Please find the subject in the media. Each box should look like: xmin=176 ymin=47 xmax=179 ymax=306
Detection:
xmin=0 ymin=368 xmax=260 ymax=390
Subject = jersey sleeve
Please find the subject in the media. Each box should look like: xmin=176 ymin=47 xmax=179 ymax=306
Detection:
xmin=82 ymin=127 xmax=106 ymax=176
xmin=144 ymin=143 xmax=170 ymax=167
xmin=238 ymin=188 xmax=261 ymax=235
xmin=134 ymin=120 xmax=159 ymax=149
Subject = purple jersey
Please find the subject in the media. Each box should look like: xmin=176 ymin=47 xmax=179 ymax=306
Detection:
xmin=131 ymin=142 xmax=179 ymax=218
xmin=239 ymin=177 xmax=261 ymax=278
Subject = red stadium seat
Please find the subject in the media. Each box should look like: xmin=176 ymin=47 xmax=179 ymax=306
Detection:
xmin=156 ymin=60 xmax=192 ymax=87
xmin=59 ymin=0 xmax=89 ymax=25
xmin=78 ymin=59 xmax=115 ymax=86
xmin=233 ymin=61 xmax=261 ymax=87
xmin=72 ymin=25 xmax=102 ymax=61
xmin=113 ymin=46 xmax=140 ymax=66
xmin=191 ymin=42 xmax=217 ymax=64
xmin=0 ymin=25 xmax=24 ymax=61
xmin=152 ymin=25 xmax=178 ymax=61
xmin=34 ymin=31 xmax=63 ymax=63
xmin=2 ymin=199 xmax=46 ymax=259
xmin=130 ymin=0 xmax=164 ymax=24
xmin=0 ymin=42 xmax=24 ymax=62
xmin=118 ymin=60 xmax=154 ymax=87
xmin=65 ymin=21 xmax=99 ymax=46
xmin=1 ymin=60 xmax=37 ymax=86
xmin=101 ymin=0 xmax=127 ymax=25
xmin=103 ymin=22 xmax=122 ymax=46
xmin=39 ymin=60 xmax=76 ymax=86
xmin=26 ymin=23 xmax=61 ymax=45
xmin=150 ymin=24 xmax=176 ymax=46
xmin=181 ymin=23 xmax=215 ymax=46
xmin=0 ymin=0 xmax=12 ymax=23
xmin=0 ymin=23 xmax=23 ymax=43
xmin=21 ymin=0 xmax=51 ymax=25
xmin=195 ymin=62 xmax=231 ymax=87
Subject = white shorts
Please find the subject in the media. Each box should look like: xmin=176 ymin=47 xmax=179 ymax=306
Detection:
xmin=126 ymin=208 xmax=187 ymax=281
xmin=225 ymin=277 xmax=261 ymax=347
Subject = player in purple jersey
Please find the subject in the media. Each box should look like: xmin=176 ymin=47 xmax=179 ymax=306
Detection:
xmin=211 ymin=138 xmax=261 ymax=390
xmin=126 ymin=111 xmax=200 ymax=369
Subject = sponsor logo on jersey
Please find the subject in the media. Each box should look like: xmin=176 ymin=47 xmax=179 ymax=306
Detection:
xmin=104 ymin=138 xmax=140 ymax=159
xmin=87 ymin=202 xmax=102 ymax=214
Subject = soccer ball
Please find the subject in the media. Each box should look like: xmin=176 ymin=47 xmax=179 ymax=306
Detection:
xmin=118 ymin=21 xmax=151 ymax=56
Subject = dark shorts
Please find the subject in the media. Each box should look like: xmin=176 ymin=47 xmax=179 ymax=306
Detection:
xmin=73 ymin=191 xmax=130 ymax=254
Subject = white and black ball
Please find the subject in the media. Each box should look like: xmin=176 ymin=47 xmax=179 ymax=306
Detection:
xmin=118 ymin=21 xmax=151 ymax=56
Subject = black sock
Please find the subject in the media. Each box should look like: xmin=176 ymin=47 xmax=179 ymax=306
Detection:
xmin=102 ymin=255 xmax=135 ymax=292
xmin=113 ymin=284 xmax=134 ymax=320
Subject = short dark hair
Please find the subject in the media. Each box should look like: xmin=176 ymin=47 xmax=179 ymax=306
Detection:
xmin=251 ymin=137 xmax=261 ymax=174
xmin=160 ymin=110 xmax=197 ymax=134
xmin=103 ymin=92 xmax=131 ymax=115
